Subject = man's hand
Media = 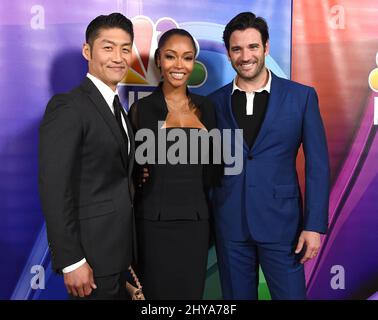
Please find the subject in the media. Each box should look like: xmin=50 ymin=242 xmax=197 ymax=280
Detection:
xmin=295 ymin=231 xmax=321 ymax=264
xmin=63 ymin=262 xmax=97 ymax=298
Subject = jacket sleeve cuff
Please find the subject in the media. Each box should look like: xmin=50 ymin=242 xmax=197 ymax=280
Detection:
xmin=62 ymin=258 xmax=86 ymax=273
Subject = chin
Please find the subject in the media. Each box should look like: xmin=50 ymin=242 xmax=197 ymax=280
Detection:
xmin=238 ymin=72 xmax=254 ymax=79
xmin=168 ymin=79 xmax=187 ymax=88
xmin=111 ymin=76 xmax=125 ymax=85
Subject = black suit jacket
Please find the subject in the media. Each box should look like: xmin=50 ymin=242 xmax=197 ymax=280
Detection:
xmin=39 ymin=77 xmax=135 ymax=277
xmin=129 ymin=85 xmax=222 ymax=221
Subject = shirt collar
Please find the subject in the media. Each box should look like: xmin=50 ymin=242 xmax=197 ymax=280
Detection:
xmin=232 ymin=68 xmax=272 ymax=95
xmin=86 ymin=73 xmax=119 ymax=108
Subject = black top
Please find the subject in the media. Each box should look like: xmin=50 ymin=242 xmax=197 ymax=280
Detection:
xmin=129 ymin=85 xmax=222 ymax=221
xmin=232 ymin=90 xmax=269 ymax=148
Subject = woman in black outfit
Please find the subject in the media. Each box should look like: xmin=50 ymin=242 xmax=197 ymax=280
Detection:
xmin=129 ymin=28 xmax=220 ymax=299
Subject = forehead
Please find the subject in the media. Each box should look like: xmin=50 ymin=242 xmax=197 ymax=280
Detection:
xmin=162 ymin=34 xmax=195 ymax=51
xmin=229 ymin=28 xmax=263 ymax=46
xmin=94 ymin=27 xmax=132 ymax=44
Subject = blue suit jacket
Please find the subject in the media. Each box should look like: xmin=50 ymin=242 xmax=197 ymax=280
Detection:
xmin=208 ymin=72 xmax=330 ymax=242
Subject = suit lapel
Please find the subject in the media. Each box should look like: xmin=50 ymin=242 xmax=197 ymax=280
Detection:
xmin=122 ymin=107 xmax=135 ymax=178
xmin=223 ymin=83 xmax=239 ymax=130
xmin=154 ymin=85 xmax=169 ymax=122
xmin=252 ymin=73 xmax=288 ymax=152
xmin=121 ymin=107 xmax=136 ymax=199
xmin=80 ymin=78 xmax=129 ymax=170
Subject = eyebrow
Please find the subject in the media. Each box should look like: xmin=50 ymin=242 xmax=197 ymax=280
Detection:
xmin=231 ymin=43 xmax=259 ymax=49
xmin=101 ymin=39 xmax=132 ymax=46
xmin=164 ymin=49 xmax=194 ymax=54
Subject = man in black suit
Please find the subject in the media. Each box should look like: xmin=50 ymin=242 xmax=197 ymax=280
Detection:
xmin=39 ymin=13 xmax=135 ymax=299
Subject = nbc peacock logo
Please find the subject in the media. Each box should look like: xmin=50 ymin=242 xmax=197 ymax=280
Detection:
xmin=119 ymin=16 xmax=208 ymax=110
xmin=368 ymin=52 xmax=378 ymax=125
xmin=368 ymin=52 xmax=378 ymax=93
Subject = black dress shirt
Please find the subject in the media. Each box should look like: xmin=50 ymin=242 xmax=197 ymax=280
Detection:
xmin=231 ymin=89 xmax=270 ymax=148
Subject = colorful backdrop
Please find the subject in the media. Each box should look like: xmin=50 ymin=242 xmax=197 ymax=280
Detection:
xmin=0 ymin=0 xmax=377 ymax=300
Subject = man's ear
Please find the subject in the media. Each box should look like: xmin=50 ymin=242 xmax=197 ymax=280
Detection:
xmin=264 ymin=40 xmax=270 ymax=56
xmin=82 ymin=43 xmax=91 ymax=61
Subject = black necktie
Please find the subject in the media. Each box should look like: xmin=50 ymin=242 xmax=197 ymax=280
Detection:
xmin=113 ymin=95 xmax=129 ymax=155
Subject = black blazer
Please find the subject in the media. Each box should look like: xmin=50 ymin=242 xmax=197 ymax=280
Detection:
xmin=129 ymin=85 xmax=221 ymax=221
xmin=39 ymin=77 xmax=135 ymax=277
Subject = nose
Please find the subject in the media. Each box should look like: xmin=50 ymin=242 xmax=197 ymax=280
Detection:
xmin=175 ymin=57 xmax=183 ymax=68
xmin=240 ymin=49 xmax=251 ymax=62
xmin=112 ymin=48 xmax=122 ymax=62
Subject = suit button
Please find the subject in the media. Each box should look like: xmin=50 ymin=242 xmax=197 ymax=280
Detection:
xmin=248 ymin=155 xmax=253 ymax=160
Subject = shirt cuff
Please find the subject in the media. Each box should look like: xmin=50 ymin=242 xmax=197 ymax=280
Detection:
xmin=62 ymin=258 xmax=86 ymax=273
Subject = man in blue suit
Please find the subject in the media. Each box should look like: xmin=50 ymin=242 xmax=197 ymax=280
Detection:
xmin=208 ymin=12 xmax=330 ymax=300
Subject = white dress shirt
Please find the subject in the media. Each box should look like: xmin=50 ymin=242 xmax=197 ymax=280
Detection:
xmin=86 ymin=73 xmax=130 ymax=154
xmin=62 ymin=73 xmax=130 ymax=274
xmin=231 ymin=68 xmax=272 ymax=115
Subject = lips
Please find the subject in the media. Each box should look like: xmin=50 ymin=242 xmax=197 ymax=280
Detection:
xmin=170 ymin=72 xmax=185 ymax=80
xmin=108 ymin=66 xmax=126 ymax=71
xmin=239 ymin=62 xmax=256 ymax=70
